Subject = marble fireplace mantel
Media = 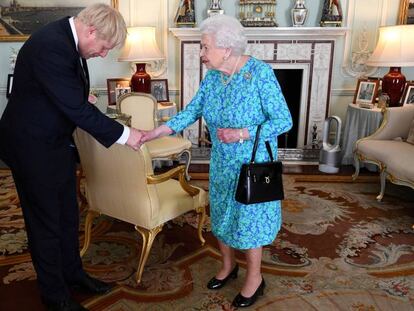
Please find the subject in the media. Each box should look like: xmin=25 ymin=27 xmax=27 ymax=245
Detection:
xmin=170 ymin=27 xmax=347 ymax=41
xmin=170 ymin=27 xmax=347 ymax=150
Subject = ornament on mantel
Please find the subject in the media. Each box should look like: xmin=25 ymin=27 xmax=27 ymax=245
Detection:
xmin=174 ymin=0 xmax=196 ymax=27
xmin=291 ymin=0 xmax=308 ymax=27
xmin=238 ymin=0 xmax=277 ymax=27
xmin=320 ymin=0 xmax=343 ymax=27
xmin=208 ymin=0 xmax=224 ymax=17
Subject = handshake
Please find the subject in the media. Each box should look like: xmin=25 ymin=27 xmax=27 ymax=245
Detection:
xmin=125 ymin=125 xmax=172 ymax=151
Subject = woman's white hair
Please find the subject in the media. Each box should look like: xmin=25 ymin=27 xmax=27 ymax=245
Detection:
xmin=199 ymin=15 xmax=247 ymax=56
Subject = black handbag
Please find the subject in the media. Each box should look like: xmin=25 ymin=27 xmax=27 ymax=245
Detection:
xmin=235 ymin=125 xmax=284 ymax=204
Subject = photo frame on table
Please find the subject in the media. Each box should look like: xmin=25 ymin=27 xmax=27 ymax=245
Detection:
xmin=401 ymin=82 xmax=414 ymax=105
xmin=6 ymin=74 xmax=13 ymax=98
xmin=353 ymin=78 xmax=379 ymax=105
xmin=398 ymin=0 xmax=414 ymax=24
xmin=107 ymin=78 xmax=130 ymax=106
xmin=0 ymin=1 xmax=117 ymax=42
xmin=150 ymin=79 xmax=169 ymax=102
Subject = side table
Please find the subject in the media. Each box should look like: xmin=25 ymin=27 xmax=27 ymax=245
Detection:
xmin=156 ymin=102 xmax=177 ymax=124
xmin=341 ymin=103 xmax=384 ymax=171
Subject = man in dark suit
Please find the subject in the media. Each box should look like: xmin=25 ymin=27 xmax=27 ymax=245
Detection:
xmin=0 ymin=4 xmax=142 ymax=311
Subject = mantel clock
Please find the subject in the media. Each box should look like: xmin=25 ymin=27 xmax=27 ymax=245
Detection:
xmin=239 ymin=0 xmax=277 ymax=27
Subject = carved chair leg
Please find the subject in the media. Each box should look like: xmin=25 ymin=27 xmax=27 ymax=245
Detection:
xmin=376 ymin=168 xmax=387 ymax=202
xmin=195 ymin=205 xmax=206 ymax=246
xmin=352 ymin=153 xmax=360 ymax=181
xmin=76 ymin=165 xmax=87 ymax=205
xmin=134 ymin=224 xmax=163 ymax=284
xmin=80 ymin=210 xmax=99 ymax=257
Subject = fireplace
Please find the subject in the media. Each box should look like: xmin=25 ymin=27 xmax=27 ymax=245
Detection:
xmin=170 ymin=27 xmax=346 ymax=160
xmin=275 ymin=68 xmax=303 ymax=148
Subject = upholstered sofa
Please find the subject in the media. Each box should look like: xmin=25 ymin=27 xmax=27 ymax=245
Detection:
xmin=353 ymin=105 xmax=414 ymax=201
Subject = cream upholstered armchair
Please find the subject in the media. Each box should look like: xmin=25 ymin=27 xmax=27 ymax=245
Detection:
xmin=353 ymin=105 xmax=414 ymax=201
xmin=73 ymin=128 xmax=207 ymax=283
xmin=116 ymin=92 xmax=192 ymax=179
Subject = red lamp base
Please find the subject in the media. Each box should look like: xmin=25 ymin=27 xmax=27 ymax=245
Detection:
xmin=130 ymin=63 xmax=151 ymax=93
xmin=382 ymin=67 xmax=406 ymax=107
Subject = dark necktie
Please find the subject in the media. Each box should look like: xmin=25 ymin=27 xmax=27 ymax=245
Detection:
xmin=81 ymin=58 xmax=90 ymax=96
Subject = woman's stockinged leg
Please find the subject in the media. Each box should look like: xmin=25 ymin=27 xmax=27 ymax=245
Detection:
xmin=215 ymin=239 xmax=236 ymax=279
xmin=241 ymin=246 xmax=263 ymax=297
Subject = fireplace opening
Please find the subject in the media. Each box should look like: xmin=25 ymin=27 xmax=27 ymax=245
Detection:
xmin=274 ymin=69 xmax=303 ymax=149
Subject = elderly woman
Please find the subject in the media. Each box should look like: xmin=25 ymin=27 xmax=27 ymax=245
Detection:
xmin=141 ymin=15 xmax=292 ymax=308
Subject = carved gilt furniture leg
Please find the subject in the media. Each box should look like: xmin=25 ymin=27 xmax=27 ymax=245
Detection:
xmin=352 ymin=153 xmax=360 ymax=181
xmin=80 ymin=210 xmax=100 ymax=257
xmin=134 ymin=224 xmax=163 ymax=284
xmin=195 ymin=205 xmax=206 ymax=246
xmin=377 ymin=167 xmax=387 ymax=202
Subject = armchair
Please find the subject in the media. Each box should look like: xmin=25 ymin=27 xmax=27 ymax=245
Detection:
xmin=117 ymin=92 xmax=192 ymax=179
xmin=353 ymin=105 xmax=414 ymax=200
xmin=73 ymin=128 xmax=207 ymax=283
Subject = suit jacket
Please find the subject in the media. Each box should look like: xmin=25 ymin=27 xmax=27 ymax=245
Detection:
xmin=0 ymin=17 xmax=123 ymax=182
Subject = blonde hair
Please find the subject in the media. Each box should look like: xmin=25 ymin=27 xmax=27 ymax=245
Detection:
xmin=77 ymin=3 xmax=127 ymax=48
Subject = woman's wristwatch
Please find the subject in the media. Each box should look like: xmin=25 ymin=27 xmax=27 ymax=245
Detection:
xmin=239 ymin=129 xmax=244 ymax=143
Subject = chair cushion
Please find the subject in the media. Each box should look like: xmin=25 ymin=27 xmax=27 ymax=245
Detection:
xmin=357 ymin=140 xmax=414 ymax=182
xmin=151 ymin=180 xmax=208 ymax=228
xmin=145 ymin=136 xmax=192 ymax=158
xmin=407 ymin=118 xmax=414 ymax=145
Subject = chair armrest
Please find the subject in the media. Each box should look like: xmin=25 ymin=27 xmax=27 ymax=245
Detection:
xmin=147 ymin=165 xmax=200 ymax=196
xmin=368 ymin=106 xmax=414 ymax=140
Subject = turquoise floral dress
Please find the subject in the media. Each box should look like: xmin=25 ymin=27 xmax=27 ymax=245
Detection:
xmin=166 ymin=57 xmax=292 ymax=249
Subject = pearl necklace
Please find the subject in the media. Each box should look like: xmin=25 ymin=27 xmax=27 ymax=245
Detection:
xmin=220 ymin=56 xmax=241 ymax=86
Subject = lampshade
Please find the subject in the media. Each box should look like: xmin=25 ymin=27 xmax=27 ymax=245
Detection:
xmin=366 ymin=25 xmax=414 ymax=67
xmin=118 ymin=27 xmax=164 ymax=93
xmin=118 ymin=27 xmax=164 ymax=62
xmin=366 ymin=25 xmax=414 ymax=107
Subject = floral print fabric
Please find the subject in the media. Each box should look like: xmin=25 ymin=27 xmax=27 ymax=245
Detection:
xmin=167 ymin=57 xmax=292 ymax=249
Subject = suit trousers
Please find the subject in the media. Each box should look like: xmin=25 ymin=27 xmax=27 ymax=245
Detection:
xmin=3 ymin=134 xmax=85 ymax=302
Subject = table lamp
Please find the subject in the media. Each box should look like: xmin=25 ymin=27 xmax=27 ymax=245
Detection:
xmin=366 ymin=25 xmax=414 ymax=107
xmin=118 ymin=27 xmax=164 ymax=93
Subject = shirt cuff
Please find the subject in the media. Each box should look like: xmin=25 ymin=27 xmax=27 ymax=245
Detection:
xmin=116 ymin=125 xmax=130 ymax=145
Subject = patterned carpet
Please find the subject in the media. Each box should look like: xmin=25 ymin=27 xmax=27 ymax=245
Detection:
xmin=0 ymin=169 xmax=414 ymax=310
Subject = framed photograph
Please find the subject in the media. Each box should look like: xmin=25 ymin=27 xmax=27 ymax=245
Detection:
xmin=150 ymin=79 xmax=169 ymax=102
xmin=353 ymin=79 xmax=379 ymax=104
xmin=6 ymin=74 xmax=13 ymax=98
xmin=399 ymin=0 xmax=414 ymax=24
xmin=401 ymin=82 xmax=414 ymax=105
xmin=0 ymin=0 xmax=117 ymax=42
xmin=115 ymin=86 xmax=131 ymax=101
xmin=107 ymin=78 xmax=130 ymax=106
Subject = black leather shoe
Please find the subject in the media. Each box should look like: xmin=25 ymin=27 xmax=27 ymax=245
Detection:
xmin=70 ymin=274 xmax=113 ymax=295
xmin=232 ymin=277 xmax=265 ymax=308
xmin=42 ymin=297 xmax=88 ymax=311
xmin=207 ymin=264 xmax=239 ymax=290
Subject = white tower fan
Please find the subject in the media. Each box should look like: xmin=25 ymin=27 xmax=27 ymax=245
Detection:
xmin=318 ymin=116 xmax=342 ymax=174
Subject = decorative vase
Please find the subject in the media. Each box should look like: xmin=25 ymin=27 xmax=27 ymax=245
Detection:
xmin=207 ymin=0 xmax=224 ymax=17
xmin=291 ymin=0 xmax=308 ymax=27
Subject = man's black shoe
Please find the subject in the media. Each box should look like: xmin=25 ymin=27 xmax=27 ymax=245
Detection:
xmin=70 ymin=274 xmax=113 ymax=295
xmin=42 ymin=298 xmax=88 ymax=311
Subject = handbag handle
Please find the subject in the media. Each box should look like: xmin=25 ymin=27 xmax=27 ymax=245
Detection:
xmin=250 ymin=124 xmax=274 ymax=163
